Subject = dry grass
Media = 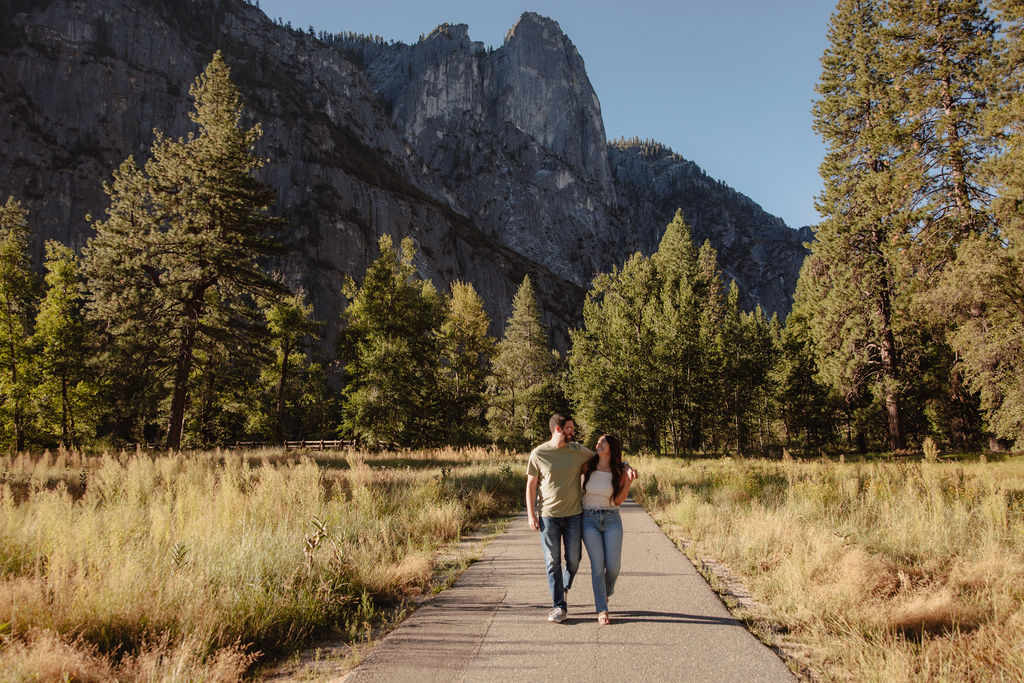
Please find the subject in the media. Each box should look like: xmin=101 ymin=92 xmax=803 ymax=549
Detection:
xmin=0 ymin=447 xmax=523 ymax=679
xmin=632 ymin=456 xmax=1024 ymax=682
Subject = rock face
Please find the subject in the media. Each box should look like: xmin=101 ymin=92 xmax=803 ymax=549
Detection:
xmin=608 ymin=141 xmax=811 ymax=315
xmin=0 ymin=0 xmax=808 ymax=350
xmin=340 ymin=13 xmax=620 ymax=287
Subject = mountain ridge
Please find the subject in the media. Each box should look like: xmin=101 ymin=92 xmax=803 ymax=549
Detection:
xmin=0 ymin=0 xmax=808 ymax=349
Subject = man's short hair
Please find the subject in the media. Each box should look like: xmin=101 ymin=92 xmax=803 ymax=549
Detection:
xmin=549 ymin=412 xmax=573 ymax=434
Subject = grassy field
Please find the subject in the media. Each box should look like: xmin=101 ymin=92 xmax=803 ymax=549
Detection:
xmin=631 ymin=454 xmax=1024 ymax=682
xmin=0 ymin=446 xmax=524 ymax=681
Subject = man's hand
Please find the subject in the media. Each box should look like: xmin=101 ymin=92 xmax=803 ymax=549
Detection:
xmin=529 ymin=514 xmax=540 ymax=531
xmin=625 ymin=465 xmax=638 ymax=482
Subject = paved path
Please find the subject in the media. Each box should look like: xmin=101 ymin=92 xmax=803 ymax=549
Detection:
xmin=345 ymin=500 xmax=794 ymax=682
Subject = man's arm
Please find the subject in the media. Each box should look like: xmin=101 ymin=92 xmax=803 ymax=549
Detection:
xmin=526 ymin=474 xmax=540 ymax=530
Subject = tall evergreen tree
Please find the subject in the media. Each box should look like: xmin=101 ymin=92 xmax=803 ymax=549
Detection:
xmin=693 ymin=240 xmax=727 ymax=451
xmin=33 ymin=241 xmax=96 ymax=448
xmin=264 ymin=290 xmax=321 ymax=444
xmin=888 ymin=0 xmax=996 ymax=271
xmin=568 ymin=253 xmax=659 ymax=450
xmin=487 ymin=276 xmax=557 ymax=449
xmin=82 ymin=52 xmax=285 ymax=448
xmin=888 ymin=0 xmax=996 ymax=447
xmin=437 ymin=281 xmax=495 ymax=445
xmin=650 ymin=210 xmax=709 ymax=452
xmin=714 ymin=283 xmax=777 ymax=454
xmin=568 ymin=211 xmax=732 ymax=454
xmin=940 ymin=0 xmax=1024 ymax=446
xmin=775 ymin=311 xmax=839 ymax=450
xmin=0 ymin=197 xmax=38 ymax=451
xmin=338 ymin=235 xmax=444 ymax=447
xmin=803 ymin=0 xmax=915 ymax=450
xmin=82 ymin=157 xmax=166 ymax=443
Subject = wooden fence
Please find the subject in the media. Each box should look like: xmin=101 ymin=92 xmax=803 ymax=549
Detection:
xmin=123 ymin=439 xmax=359 ymax=452
xmin=234 ymin=439 xmax=355 ymax=451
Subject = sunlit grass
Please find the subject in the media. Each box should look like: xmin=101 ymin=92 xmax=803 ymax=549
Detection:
xmin=632 ymin=455 xmax=1024 ymax=681
xmin=0 ymin=446 xmax=523 ymax=680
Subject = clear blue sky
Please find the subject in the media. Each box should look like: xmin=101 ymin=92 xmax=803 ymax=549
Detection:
xmin=255 ymin=0 xmax=835 ymax=230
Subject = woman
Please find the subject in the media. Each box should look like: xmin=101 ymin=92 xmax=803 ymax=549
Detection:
xmin=581 ymin=433 xmax=633 ymax=625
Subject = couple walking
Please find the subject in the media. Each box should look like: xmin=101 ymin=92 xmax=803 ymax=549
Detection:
xmin=525 ymin=413 xmax=637 ymax=624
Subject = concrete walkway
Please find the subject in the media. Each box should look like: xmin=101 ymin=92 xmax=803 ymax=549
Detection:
xmin=345 ymin=500 xmax=794 ymax=682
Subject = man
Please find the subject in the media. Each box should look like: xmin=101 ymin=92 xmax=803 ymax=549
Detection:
xmin=526 ymin=413 xmax=635 ymax=623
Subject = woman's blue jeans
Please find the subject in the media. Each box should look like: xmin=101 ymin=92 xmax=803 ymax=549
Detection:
xmin=582 ymin=507 xmax=623 ymax=613
xmin=539 ymin=514 xmax=582 ymax=610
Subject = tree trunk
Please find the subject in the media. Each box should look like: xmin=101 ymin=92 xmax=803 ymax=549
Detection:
xmin=878 ymin=328 xmax=905 ymax=451
xmin=10 ymin=353 xmax=24 ymax=452
xmin=274 ymin=344 xmax=291 ymax=445
xmin=166 ymin=318 xmax=198 ymax=450
xmin=60 ymin=375 xmax=70 ymax=448
xmin=875 ymin=261 xmax=905 ymax=451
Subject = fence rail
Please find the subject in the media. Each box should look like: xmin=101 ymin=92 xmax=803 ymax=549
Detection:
xmin=122 ymin=439 xmax=360 ymax=452
xmin=235 ymin=439 xmax=355 ymax=451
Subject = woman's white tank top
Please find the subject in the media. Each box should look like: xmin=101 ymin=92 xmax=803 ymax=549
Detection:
xmin=582 ymin=470 xmax=616 ymax=509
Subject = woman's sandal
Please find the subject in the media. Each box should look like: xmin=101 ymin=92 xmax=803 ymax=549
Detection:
xmin=597 ymin=611 xmax=611 ymax=625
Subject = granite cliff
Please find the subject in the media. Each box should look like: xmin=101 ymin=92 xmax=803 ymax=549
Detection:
xmin=0 ymin=0 xmax=808 ymax=348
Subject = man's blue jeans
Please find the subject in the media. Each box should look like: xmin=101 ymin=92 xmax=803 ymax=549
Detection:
xmin=539 ymin=513 xmax=582 ymax=610
xmin=582 ymin=507 xmax=623 ymax=613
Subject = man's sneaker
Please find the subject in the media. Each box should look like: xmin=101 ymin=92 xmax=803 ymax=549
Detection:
xmin=547 ymin=607 xmax=567 ymax=623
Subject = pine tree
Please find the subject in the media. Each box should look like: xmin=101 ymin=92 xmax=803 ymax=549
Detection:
xmin=941 ymin=0 xmax=1024 ymax=446
xmin=568 ymin=252 xmax=659 ymax=450
xmin=694 ymin=240 xmax=726 ymax=451
xmin=650 ymin=211 xmax=707 ymax=452
xmin=0 ymin=197 xmax=38 ymax=450
xmin=776 ymin=312 xmax=838 ymax=450
xmin=888 ymin=0 xmax=996 ymax=271
xmin=264 ymin=290 xmax=321 ymax=443
xmin=803 ymin=0 xmax=915 ymax=450
xmin=888 ymin=0 xmax=997 ymax=448
xmin=82 ymin=158 xmax=166 ymax=442
xmin=567 ymin=211 xmax=733 ymax=454
xmin=718 ymin=283 xmax=753 ymax=452
xmin=487 ymin=276 xmax=557 ymax=449
xmin=338 ymin=235 xmax=444 ymax=447
xmin=82 ymin=52 xmax=285 ymax=448
xmin=184 ymin=316 xmax=258 ymax=448
xmin=33 ymin=241 xmax=96 ymax=448
xmin=438 ymin=281 xmax=495 ymax=445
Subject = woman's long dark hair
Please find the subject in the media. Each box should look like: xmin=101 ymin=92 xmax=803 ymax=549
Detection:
xmin=582 ymin=434 xmax=624 ymax=502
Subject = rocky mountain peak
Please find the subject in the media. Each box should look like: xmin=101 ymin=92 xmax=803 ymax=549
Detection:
xmin=421 ymin=22 xmax=483 ymax=54
xmin=504 ymin=12 xmax=570 ymax=48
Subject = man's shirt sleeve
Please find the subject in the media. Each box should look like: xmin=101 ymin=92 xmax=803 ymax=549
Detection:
xmin=526 ymin=452 xmax=540 ymax=477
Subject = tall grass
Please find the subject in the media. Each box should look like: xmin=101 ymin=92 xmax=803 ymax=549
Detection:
xmin=0 ymin=447 xmax=523 ymax=680
xmin=632 ymin=456 xmax=1024 ymax=681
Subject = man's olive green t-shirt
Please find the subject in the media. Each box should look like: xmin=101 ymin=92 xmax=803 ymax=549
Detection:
xmin=526 ymin=442 xmax=593 ymax=518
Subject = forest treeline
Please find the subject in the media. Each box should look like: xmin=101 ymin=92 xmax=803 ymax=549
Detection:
xmin=3 ymin=0 xmax=1024 ymax=455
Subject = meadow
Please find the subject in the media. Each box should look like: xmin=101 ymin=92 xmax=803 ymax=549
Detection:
xmin=3 ymin=445 xmax=1022 ymax=682
xmin=0 ymin=446 xmax=524 ymax=680
xmin=631 ymin=454 xmax=1024 ymax=682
